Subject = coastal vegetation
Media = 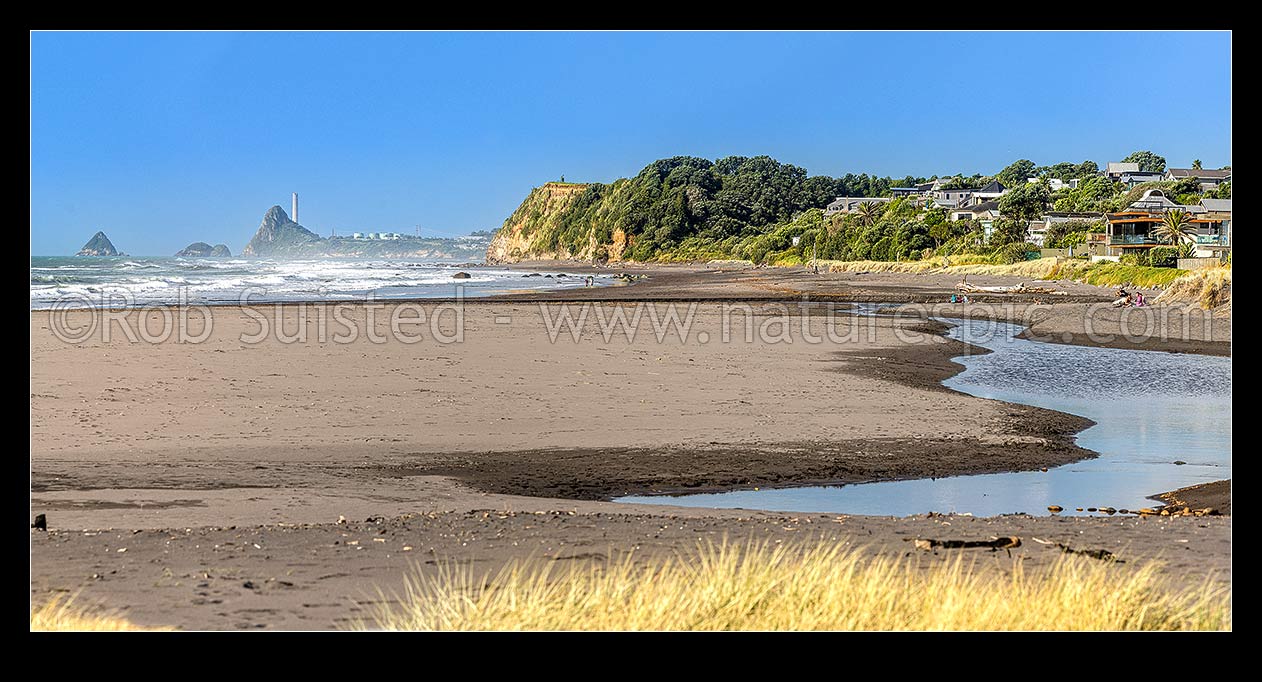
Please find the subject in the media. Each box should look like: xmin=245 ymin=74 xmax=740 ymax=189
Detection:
xmin=488 ymin=151 xmax=1228 ymax=269
xmin=361 ymin=541 xmax=1231 ymax=631
xmin=30 ymin=594 xmax=160 ymax=631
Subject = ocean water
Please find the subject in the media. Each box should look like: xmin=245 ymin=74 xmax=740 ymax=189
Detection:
xmin=30 ymin=257 xmax=610 ymax=309
xmin=618 ymin=318 xmax=1232 ymax=517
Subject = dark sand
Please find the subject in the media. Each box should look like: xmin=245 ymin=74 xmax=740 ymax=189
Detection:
xmin=30 ymin=264 xmax=1231 ymax=629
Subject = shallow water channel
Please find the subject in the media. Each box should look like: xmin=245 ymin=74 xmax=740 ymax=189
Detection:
xmin=617 ymin=317 xmax=1231 ymax=517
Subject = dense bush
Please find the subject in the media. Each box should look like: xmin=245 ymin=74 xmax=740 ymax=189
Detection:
xmin=1120 ymin=251 xmax=1151 ymax=267
xmin=997 ymin=242 xmax=1036 ymax=264
xmin=1148 ymin=246 xmax=1178 ymax=268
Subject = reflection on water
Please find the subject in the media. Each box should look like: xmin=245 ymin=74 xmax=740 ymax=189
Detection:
xmin=617 ymin=318 xmax=1231 ymax=517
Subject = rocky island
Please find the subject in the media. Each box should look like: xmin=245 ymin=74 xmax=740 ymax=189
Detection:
xmin=240 ymin=205 xmax=491 ymax=259
xmin=174 ymin=242 xmax=232 ymax=258
xmin=75 ymin=231 xmax=121 ymax=256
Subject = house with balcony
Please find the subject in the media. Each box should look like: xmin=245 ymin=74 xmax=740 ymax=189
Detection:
xmin=1164 ymin=168 xmax=1232 ymax=191
xmin=1103 ymin=189 xmax=1221 ymax=257
xmin=930 ymin=186 xmax=974 ymax=208
xmin=1196 ymin=198 xmax=1232 ymax=257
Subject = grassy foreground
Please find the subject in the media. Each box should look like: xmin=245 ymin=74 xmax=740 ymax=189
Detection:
xmin=30 ymin=595 xmax=159 ymax=632
xmin=360 ymin=542 xmax=1230 ymax=631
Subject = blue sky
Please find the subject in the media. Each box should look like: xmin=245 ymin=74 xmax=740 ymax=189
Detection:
xmin=31 ymin=31 xmax=1231 ymax=255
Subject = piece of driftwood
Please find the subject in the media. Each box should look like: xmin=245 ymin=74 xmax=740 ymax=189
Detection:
xmin=1031 ymin=537 xmax=1122 ymax=562
xmin=914 ymin=536 xmax=1021 ymax=551
xmin=955 ymin=275 xmax=1065 ymax=296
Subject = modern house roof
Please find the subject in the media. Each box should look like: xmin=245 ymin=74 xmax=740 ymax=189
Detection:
xmin=1166 ymin=168 xmax=1232 ymax=180
xmin=1201 ymin=198 xmax=1233 ymax=212
xmin=975 ymin=180 xmax=1006 ymax=194
xmin=1106 ymin=162 xmax=1141 ymax=175
xmin=1124 ymin=189 xmax=1207 ymax=214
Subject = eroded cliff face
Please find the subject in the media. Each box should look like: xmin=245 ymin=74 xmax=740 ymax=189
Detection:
xmin=486 ymin=182 xmax=629 ymax=264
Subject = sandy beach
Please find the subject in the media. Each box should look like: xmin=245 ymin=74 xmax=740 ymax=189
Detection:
xmin=30 ymin=266 xmax=1231 ymax=629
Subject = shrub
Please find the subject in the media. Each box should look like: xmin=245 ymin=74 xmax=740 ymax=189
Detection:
xmin=1149 ymin=246 xmax=1177 ymax=268
xmin=997 ymin=242 xmax=1033 ymax=264
xmin=1120 ymin=251 xmax=1150 ymax=267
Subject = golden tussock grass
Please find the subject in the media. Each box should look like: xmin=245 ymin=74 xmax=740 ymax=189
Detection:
xmin=822 ymin=258 xmax=1187 ymax=289
xmin=1156 ymin=267 xmax=1232 ymax=309
xmin=357 ymin=541 xmax=1230 ymax=631
xmin=30 ymin=594 xmax=162 ymax=632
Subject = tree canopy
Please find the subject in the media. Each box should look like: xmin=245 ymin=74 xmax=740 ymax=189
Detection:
xmin=1122 ymin=150 xmax=1167 ymax=173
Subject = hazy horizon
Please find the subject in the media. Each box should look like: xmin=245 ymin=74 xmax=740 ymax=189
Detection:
xmin=32 ymin=31 xmax=1232 ymax=256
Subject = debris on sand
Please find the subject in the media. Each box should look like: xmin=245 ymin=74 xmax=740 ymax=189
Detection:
xmin=914 ymin=536 xmax=1021 ymax=551
xmin=1032 ymin=537 xmax=1122 ymax=562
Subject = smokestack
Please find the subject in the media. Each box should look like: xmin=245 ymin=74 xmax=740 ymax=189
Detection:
xmin=292 ymin=192 xmax=298 ymax=223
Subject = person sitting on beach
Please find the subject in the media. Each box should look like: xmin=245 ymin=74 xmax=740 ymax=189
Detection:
xmin=950 ymin=294 xmax=959 ymax=304
xmin=1112 ymin=292 xmax=1133 ymax=308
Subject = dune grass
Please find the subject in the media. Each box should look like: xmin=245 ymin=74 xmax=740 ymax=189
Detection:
xmin=1157 ymin=266 xmax=1232 ymax=309
xmin=30 ymin=594 xmax=160 ymax=632
xmin=821 ymin=257 xmax=1187 ymax=289
xmin=358 ymin=541 xmax=1230 ymax=631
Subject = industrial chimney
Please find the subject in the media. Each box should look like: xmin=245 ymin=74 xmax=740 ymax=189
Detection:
xmin=292 ymin=192 xmax=299 ymax=223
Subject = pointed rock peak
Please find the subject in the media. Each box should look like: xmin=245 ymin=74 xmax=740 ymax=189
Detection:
xmin=263 ymin=205 xmax=292 ymax=224
xmin=77 ymin=231 xmax=119 ymax=256
xmin=242 ymin=204 xmax=320 ymax=256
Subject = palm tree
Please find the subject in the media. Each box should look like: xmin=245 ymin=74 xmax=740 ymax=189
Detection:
xmin=1192 ymin=159 xmax=1202 ymax=170
xmin=854 ymin=201 xmax=883 ymax=227
xmin=1153 ymin=208 xmax=1194 ymax=247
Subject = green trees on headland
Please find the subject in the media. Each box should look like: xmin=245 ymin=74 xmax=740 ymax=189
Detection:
xmin=490 ymin=152 xmax=1225 ymax=266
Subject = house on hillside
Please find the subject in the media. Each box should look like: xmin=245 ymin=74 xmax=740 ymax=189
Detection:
xmin=969 ymin=180 xmax=1008 ymax=205
xmin=1105 ymin=162 xmax=1141 ymax=182
xmin=930 ymin=187 xmax=974 ymax=208
xmin=1103 ymin=189 xmax=1224 ymax=257
xmin=1027 ymin=178 xmax=1082 ymax=192
xmin=889 ymin=187 xmax=921 ymax=197
xmin=1119 ymin=171 xmax=1165 ymax=188
xmin=950 ymin=200 xmax=1001 ymax=222
xmin=1164 ymin=168 xmax=1232 ymax=191
xmin=824 ymin=196 xmax=892 ymax=216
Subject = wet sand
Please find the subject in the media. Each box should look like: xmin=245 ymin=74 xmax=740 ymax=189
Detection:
xmin=30 ymin=266 xmax=1231 ymax=629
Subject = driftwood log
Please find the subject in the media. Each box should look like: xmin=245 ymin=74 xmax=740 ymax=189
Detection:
xmin=914 ymin=536 xmax=1021 ymax=551
xmin=955 ymin=275 xmax=1065 ymax=296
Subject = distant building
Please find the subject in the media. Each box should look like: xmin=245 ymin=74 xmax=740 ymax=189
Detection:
xmin=949 ymin=200 xmax=1001 ymax=222
xmin=1027 ymin=177 xmax=1082 ymax=192
xmin=824 ymin=196 xmax=892 ymax=216
xmin=969 ymin=180 xmax=1008 ymax=205
xmin=930 ymin=187 xmax=973 ymax=207
xmin=1105 ymin=162 xmax=1141 ymax=181
xmin=1164 ymin=168 xmax=1232 ymax=190
xmin=889 ymin=187 xmax=921 ymax=197
xmin=352 ymin=232 xmax=364 ymax=240
xmin=1118 ymin=171 xmax=1165 ymax=188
